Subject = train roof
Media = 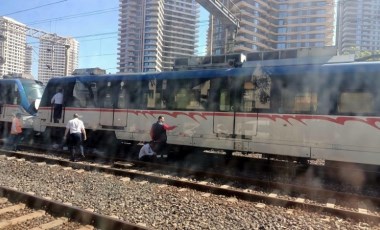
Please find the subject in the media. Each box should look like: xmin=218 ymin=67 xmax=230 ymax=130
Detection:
xmin=0 ymin=77 xmax=43 ymax=84
xmin=46 ymin=61 xmax=380 ymax=84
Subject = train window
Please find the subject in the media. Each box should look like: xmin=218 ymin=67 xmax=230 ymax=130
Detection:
xmin=23 ymin=81 xmax=44 ymax=104
xmin=103 ymin=92 xmax=113 ymax=108
xmin=199 ymin=80 xmax=209 ymax=110
xmin=242 ymin=81 xmax=255 ymax=112
xmin=117 ymin=83 xmax=128 ymax=109
xmin=220 ymin=89 xmax=231 ymax=111
xmin=252 ymin=74 xmax=271 ymax=110
xmin=40 ymin=83 xmax=61 ymax=107
xmin=294 ymin=93 xmax=318 ymax=113
xmin=70 ymin=80 xmax=95 ymax=108
xmin=4 ymin=83 xmax=17 ymax=104
xmin=125 ymin=80 xmax=148 ymax=109
xmin=280 ymin=88 xmax=294 ymax=114
xmin=240 ymin=74 xmax=272 ymax=112
xmin=89 ymin=82 xmax=98 ymax=107
xmin=97 ymin=81 xmax=114 ymax=108
xmin=141 ymin=79 xmax=168 ymax=110
xmin=2 ymin=84 xmax=10 ymax=104
xmin=0 ymin=83 xmax=12 ymax=104
xmin=175 ymin=89 xmax=190 ymax=109
xmin=338 ymin=92 xmax=373 ymax=115
xmin=164 ymin=79 xmax=209 ymax=111
xmin=146 ymin=90 xmax=155 ymax=108
xmin=280 ymin=89 xmax=318 ymax=114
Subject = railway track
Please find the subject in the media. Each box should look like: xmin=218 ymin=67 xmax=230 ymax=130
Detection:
xmin=1 ymin=148 xmax=379 ymax=227
xmin=0 ymin=186 xmax=146 ymax=229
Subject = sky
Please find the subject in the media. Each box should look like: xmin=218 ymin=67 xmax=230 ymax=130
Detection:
xmin=0 ymin=0 xmax=209 ymax=77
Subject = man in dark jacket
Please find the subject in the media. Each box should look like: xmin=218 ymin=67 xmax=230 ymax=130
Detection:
xmin=150 ymin=116 xmax=176 ymax=158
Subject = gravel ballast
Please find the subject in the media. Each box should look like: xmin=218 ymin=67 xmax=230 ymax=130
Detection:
xmin=0 ymin=158 xmax=378 ymax=230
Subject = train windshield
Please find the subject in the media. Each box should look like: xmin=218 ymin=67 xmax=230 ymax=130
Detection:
xmin=22 ymin=81 xmax=45 ymax=105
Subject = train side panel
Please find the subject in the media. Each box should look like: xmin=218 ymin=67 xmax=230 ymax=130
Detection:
xmin=35 ymin=63 xmax=380 ymax=166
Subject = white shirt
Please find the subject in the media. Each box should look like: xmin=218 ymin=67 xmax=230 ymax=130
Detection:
xmin=51 ymin=92 xmax=63 ymax=104
xmin=66 ymin=118 xmax=85 ymax=134
xmin=138 ymin=143 xmax=156 ymax=159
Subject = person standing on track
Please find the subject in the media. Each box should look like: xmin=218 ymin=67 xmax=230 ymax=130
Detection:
xmin=150 ymin=115 xmax=176 ymax=158
xmin=51 ymin=88 xmax=63 ymax=123
xmin=10 ymin=113 xmax=23 ymax=151
xmin=64 ymin=113 xmax=87 ymax=161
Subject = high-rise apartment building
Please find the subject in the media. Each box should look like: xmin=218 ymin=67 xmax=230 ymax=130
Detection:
xmin=337 ymin=0 xmax=380 ymax=54
xmin=0 ymin=17 xmax=28 ymax=77
xmin=118 ymin=0 xmax=199 ymax=73
xmin=0 ymin=16 xmax=78 ymax=81
xmin=38 ymin=38 xmax=79 ymax=83
xmin=208 ymin=0 xmax=335 ymax=55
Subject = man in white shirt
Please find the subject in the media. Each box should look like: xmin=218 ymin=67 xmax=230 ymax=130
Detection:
xmin=139 ymin=142 xmax=156 ymax=162
xmin=51 ymin=88 xmax=63 ymax=123
xmin=64 ymin=113 xmax=87 ymax=161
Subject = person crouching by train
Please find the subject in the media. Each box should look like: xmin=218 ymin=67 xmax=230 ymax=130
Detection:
xmin=138 ymin=141 xmax=157 ymax=162
xmin=150 ymin=116 xmax=177 ymax=158
xmin=9 ymin=113 xmax=23 ymax=151
xmin=63 ymin=113 xmax=87 ymax=162
xmin=51 ymin=88 xmax=63 ymax=123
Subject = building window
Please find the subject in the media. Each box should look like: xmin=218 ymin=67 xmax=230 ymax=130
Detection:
xmin=278 ymin=28 xmax=287 ymax=33
xmin=277 ymin=43 xmax=286 ymax=49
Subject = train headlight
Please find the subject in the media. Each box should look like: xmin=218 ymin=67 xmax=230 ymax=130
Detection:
xmin=34 ymin=99 xmax=41 ymax=110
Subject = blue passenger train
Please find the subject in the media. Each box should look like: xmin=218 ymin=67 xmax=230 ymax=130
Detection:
xmin=34 ymin=61 xmax=380 ymax=168
xmin=0 ymin=78 xmax=44 ymax=138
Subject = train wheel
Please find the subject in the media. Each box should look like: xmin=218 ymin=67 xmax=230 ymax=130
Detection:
xmin=225 ymin=150 xmax=233 ymax=163
xmin=118 ymin=141 xmax=141 ymax=160
xmin=86 ymin=131 xmax=119 ymax=159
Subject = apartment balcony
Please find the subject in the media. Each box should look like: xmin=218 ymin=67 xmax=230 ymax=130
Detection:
xmin=238 ymin=27 xmax=271 ymax=41
xmin=234 ymin=45 xmax=258 ymax=52
xmin=120 ymin=1 xmax=138 ymax=7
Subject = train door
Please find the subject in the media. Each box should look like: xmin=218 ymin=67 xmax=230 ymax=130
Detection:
xmin=99 ymin=81 xmax=113 ymax=127
xmin=99 ymin=80 xmax=127 ymax=128
xmin=212 ymin=77 xmax=239 ymax=137
xmin=234 ymin=80 xmax=261 ymax=138
xmin=114 ymin=81 xmax=128 ymax=127
xmin=36 ymin=81 xmax=58 ymax=127
xmin=235 ymin=70 xmax=273 ymax=138
xmin=42 ymin=82 xmax=67 ymax=125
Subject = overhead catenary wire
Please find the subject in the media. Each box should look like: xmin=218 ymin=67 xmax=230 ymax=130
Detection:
xmin=27 ymin=7 xmax=119 ymax=25
xmin=4 ymin=0 xmax=68 ymax=16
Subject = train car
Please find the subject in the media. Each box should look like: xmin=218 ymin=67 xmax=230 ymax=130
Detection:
xmin=0 ymin=78 xmax=44 ymax=138
xmin=34 ymin=62 xmax=380 ymax=168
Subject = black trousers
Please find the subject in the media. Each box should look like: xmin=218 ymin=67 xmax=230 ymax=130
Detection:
xmin=152 ymin=141 xmax=167 ymax=155
xmin=10 ymin=133 xmax=22 ymax=151
xmin=53 ymin=104 xmax=62 ymax=123
xmin=68 ymin=133 xmax=84 ymax=159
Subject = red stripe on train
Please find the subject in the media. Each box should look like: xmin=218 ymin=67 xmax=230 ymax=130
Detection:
xmin=38 ymin=107 xmax=380 ymax=129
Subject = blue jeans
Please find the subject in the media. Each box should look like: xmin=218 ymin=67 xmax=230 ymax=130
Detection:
xmin=10 ymin=133 xmax=22 ymax=150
